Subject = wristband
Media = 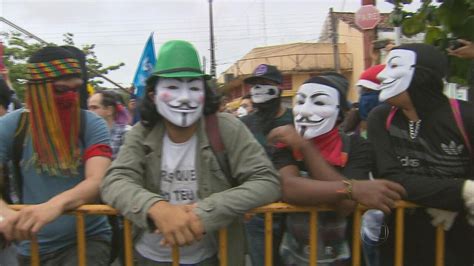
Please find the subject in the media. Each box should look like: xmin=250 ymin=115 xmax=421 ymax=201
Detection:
xmin=336 ymin=180 xmax=353 ymax=200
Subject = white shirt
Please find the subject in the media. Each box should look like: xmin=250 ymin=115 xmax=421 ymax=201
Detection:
xmin=136 ymin=133 xmax=216 ymax=263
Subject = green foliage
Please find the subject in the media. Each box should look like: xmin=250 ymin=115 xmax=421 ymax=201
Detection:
xmin=1 ymin=32 xmax=125 ymax=100
xmin=387 ymin=0 xmax=474 ymax=84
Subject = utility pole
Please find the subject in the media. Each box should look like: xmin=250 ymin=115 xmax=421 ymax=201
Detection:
xmin=262 ymin=0 xmax=267 ymax=45
xmin=0 ymin=16 xmax=127 ymax=92
xmin=330 ymin=8 xmax=341 ymax=73
xmin=208 ymin=0 xmax=216 ymax=78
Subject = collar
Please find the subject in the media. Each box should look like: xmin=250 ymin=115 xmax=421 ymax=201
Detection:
xmin=142 ymin=116 xmax=211 ymax=155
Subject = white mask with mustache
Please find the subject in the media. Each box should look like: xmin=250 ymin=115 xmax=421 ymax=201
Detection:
xmin=375 ymin=49 xmax=416 ymax=102
xmin=155 ymin=77 xmax=205 ymax=127
xmin=293 ymin=83 xmax=339 ymax=139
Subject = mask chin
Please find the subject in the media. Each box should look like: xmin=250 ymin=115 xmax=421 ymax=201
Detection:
xmin=296 ymin=116 xmax=337 ymax=139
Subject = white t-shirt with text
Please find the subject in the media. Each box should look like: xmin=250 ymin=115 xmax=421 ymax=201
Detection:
xmin=136 ymin=133 xmax=217 ymax=263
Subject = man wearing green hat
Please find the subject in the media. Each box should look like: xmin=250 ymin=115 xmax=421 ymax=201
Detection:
xmin=101 ymin=40 xmax=281 ymax=265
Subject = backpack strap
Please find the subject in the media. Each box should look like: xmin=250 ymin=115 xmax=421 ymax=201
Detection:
xmin=449 ymin=98 xmax=472 ymax=155
xmin=385 ymin=106 xmax=398 ymax=130
xmin=11 ymin=111 xmax=29 ymax=203
xmin=205 ymin=113 xmax=237 ymax=187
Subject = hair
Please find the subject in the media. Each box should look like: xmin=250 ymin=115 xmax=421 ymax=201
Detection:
xmin=0 ymin=78 xmax=12 ymax=109
xmin=139 ymin=76 xmax=220 ymax=128
xmin=95 ymin=90 xmax=130 ymax=125
xmin=407 ymin=66 xmax=448 ymax=119
xmin=304 ymin=72 xmax=349 ymax=122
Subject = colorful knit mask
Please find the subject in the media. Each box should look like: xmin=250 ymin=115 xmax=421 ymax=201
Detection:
xmin=25 ymin=46 xmax=82 ymax=176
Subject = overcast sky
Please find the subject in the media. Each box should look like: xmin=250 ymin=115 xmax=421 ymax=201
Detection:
xmin=0 ymin=0 xmax=421 ymax=88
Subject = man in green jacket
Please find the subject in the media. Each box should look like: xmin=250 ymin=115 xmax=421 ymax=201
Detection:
xmin=100 ymin=40 xmax=281 ymax=265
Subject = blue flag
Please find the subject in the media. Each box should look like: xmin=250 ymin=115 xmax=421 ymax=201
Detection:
xmin=132 ymin=33 xmax=156 ymax=98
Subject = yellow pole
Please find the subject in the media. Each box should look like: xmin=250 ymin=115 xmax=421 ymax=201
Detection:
xmin=394 ymin=207 xmax=404 ymax=266
xmin=219 ymin=228 xmax=228 ymax=266
xmin=264 ymin=212 xmax=273 ymax=266
xmin=30 ymin=236 xmax=40 ymax=266
xmin=172 ymin=246 xmax=180 ymax=266
xmin=123 ymin=219 xmax=134 ymax=266
xmin=352 ymin=208 xmax=362 ymax=266
xmin=76 ymin=213 xmax=87 ymax=266
xmin=309 ymin=210 xmax=318 ymax=266
xmin=435 ymin=225 xmax=445 ymax=266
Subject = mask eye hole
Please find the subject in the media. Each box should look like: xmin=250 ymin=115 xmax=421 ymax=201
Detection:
xmin=314 ymin=101 xmax=325 ymax=106
xmin=268 ymin=89 xmax=276 ymax=95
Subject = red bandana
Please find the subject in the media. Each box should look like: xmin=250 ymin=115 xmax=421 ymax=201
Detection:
xmin=294 ymin=127 xmax=348 ymax=167
xmin=54 ymin=91 xmax=78 ymax=137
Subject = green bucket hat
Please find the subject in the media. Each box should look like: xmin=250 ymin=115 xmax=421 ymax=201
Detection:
xmin=151 ymin=40 xmax=210 ymax=79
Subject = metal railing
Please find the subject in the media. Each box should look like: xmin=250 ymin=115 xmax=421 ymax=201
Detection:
xmin=10 ymin=201 xmax=446 ymax=266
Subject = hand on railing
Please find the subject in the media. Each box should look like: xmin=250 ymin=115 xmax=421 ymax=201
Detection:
xmin=0 ymin=204 xmax=19 ymax=243
xmin=351 ymin=179 xmax=407 ymax=214
xmin=147 ymin=201 xmax=204 ymax=247
xmin=0 ymin=203 xmax=62 ymax=241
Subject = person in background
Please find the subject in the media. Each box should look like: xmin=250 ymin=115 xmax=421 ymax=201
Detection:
xmin=240 ymin=63 xmax=291 ymax=266
xmin=0 ymin=46 xmax=113 ymax=265
xmin=0 ymin=78 xmax=12 ymax=117
xmin=447 ymin=39 xmax=474 ymax=60
xmin=368 ymin=43 xmax=474 ymax=265
xmin=0 ymin=76 xmax=18 ymax=266
xmin=101 ymin=40 xmax=280 ymax=266
xmin=236 ymin=94 xmax=254 ymax=118
xmin=88 ymin=90 xmax=131 ymax=159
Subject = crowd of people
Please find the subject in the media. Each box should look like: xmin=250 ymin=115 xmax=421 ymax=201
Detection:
xmin=0 ymin=37 xmax=472 ymax=266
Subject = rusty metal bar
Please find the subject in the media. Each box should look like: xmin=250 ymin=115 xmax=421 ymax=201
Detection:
xmin=123 ymin=219 xmax=134 ymax=266
xmin=30 ymin=236 xmax=40 ymax=266
xmin=309 ymin=210 xmax=318 ymax=266
xmin=76 ymin=213 xmax=87 ymax=266
xmin=172 ymin=246 xmax=179 ymax=266
xmin=395 ymin=207 xmax=405 ymax=266
xmin=435 ymin=225 xmax=445 ymax=266
xmin=264 ymin=212 xmax=273 ymax=266
xmin=352 ymin=208 xmax=362 ymax=266
xmin=219 ymin=228 xmax=228 ymax=266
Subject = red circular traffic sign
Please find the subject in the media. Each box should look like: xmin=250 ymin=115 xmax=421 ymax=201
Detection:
xmin=355 ymin=5 xmax=381 ymax=30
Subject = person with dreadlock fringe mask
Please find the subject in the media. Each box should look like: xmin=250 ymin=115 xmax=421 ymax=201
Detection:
xmin=0 ymin=46 xmax=113 ymax=265
xmin=240 ymin=64 xmax=291 ymax=266
xmin=367 ymin=43 xmax=474 ymax=265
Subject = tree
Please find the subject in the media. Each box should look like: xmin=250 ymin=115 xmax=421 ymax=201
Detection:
xmin=386 ymin=0 xmax=474 ymax=85
xmin=1 ymin=32 xmax=125 ymax=100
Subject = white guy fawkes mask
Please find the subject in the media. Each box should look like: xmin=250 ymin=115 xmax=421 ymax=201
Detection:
xmin=250 ymin=84 xmax=279 ymax=103
xmin=293 ymin=83 xmax=339 ymax=139
xmin=376 ymin=49 xmax=416 ymax=102
xmin=155 ymin=77 xmax=205 ymax=127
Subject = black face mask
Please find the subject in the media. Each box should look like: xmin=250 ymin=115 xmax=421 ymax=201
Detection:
xmin=254 ymin=97 xmax=282 ymax=136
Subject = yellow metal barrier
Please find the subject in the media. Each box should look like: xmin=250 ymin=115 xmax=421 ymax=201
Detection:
xmin=10 ymin=201 xmax=446 ymax=266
